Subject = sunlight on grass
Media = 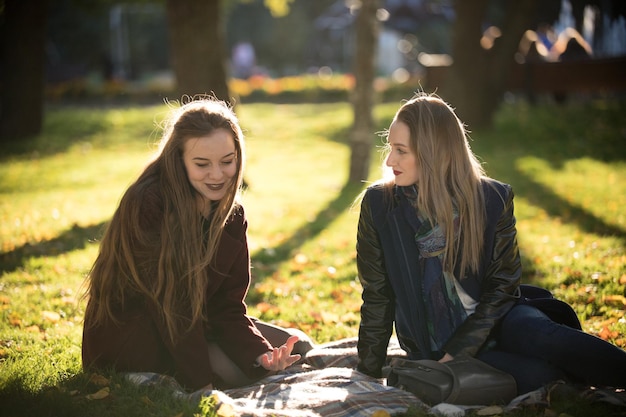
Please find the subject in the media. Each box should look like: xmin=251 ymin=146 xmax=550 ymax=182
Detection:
xmin=1 ymin=99 xmax=625 ymax=416
xmin=0 ymin=149 xmax=149 ymax=252
xmin=519 ymin=156 xmax=625 ymax=225
xmin=510 ymin=154 xmax=626 ymax=346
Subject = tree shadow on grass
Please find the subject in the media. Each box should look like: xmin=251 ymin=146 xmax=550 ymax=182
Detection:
xmin=510 ymin=169 xmax=626 ymax=242
xmin=248 ymin=180 xmax=365 ymax=293
xmin=0 ymin=222 xmax=107 ymax=275
xmin=0 ymin=369 xmax=199 ymax=417
xmin=473 ymin=99 xmax=626 ymax=278
xmin=506 ymin=165 xmax=626 ymax=286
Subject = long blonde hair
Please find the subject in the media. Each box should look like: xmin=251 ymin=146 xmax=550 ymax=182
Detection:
xmin=83 ymin=97 xmax=246 ymax=342
xmin=383 ymin=93 xmax=486 ymax=277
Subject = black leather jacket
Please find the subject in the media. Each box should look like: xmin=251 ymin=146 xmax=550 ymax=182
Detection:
xmin=356 ymin=179 xmax=521 ymax=378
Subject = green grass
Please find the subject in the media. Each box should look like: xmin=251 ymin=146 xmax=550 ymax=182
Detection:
xmin=1 ymin=98 xmax=625 ymax=416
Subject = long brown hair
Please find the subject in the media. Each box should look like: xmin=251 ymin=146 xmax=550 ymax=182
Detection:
xmin=382 ymin=93 xmax=486 ymax=277
xmin=83 ymin=97 xmax=245 ymax=342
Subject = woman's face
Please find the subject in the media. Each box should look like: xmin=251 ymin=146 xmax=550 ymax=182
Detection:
xmin=385 ymin=120 xmax=419 ymax=186
xmin=183 ymin=128 xmax=238 ymax=204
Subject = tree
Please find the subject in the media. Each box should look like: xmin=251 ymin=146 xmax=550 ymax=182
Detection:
xmin=0 ymin=0 xmax=48 ymax=142
xmin=165 ymin=0 xmax=230 ymax=101
xmin=441 ymin=0 xmax=539 ymax=129
xmin=164 ymin=0 xmax=299 ymax=103
xmin=348 ymin=0 xmax=381 ymax=183
xmin=441 ymin=0 xmax=626 ymax=129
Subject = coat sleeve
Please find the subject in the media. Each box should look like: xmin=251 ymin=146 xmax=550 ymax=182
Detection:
xmin=443 ymin=183 xmax=521 ymax=357
xmin=204 ymin=207 xmax=273 ymax=379
xmin=355 ymin=189 xmax=396 ymax=378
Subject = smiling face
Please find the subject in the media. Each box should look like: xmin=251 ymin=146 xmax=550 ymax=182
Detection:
xmin=183 ymin=128 xmax=238 ymax=205
xmin=385 ymin=120 xmax=419 ymax=186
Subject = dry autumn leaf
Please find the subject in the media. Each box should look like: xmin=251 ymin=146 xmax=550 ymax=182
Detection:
xmin=330 ymin=289 xmax=344 ymax=303
xmin=476 ymin=405 xmax=504 ymax=415
xmin=8 ymin=313 xmax=22 ymax=327
xmin=294 ymin=253 xmax=308 ymax=264
xmin=603 ymin=295 xmax=626 ymax=306
xmin=86 ymin=387 xmax=110 ymax=400
xmin=216 ymin=402 xmax=236 ymax=417
xmin=88 ymin=373 xmax=110 ymax=386
xmin=320 ymin=311 xmax=339 ymax=324
xmin=42 ymin=311 xmax=61 ymax=323
xmin=25 ymin=325 xmax=41 ymax=333
xmin=598 ymin=326 xmax=619 ymax=341
xmin=208 ymin=393 xmax=237 ymax=417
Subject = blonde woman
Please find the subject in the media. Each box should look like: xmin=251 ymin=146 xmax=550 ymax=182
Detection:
xmin=356 ymin=93 xmax=626 ymax=394
xmin=82 ymin=98 xmax=311 ymax=391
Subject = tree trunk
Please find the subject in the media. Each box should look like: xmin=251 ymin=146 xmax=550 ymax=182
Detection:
xmin=165 ymin=0 xmax=230 ymax=102
xmin=442 ymin=0 xmax=538 ymax=129
xmin=0 ymin=0 xmax=48 ymax=141
xmin=440 ymin=0 xmax=489 ymax=128
xmin=348 ymin=0 xmax=381 ymax=183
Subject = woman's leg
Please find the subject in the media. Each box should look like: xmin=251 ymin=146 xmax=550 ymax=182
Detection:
xmin=477 ymin=348 xmax=567 ymax=394
xmin=497 ymin=304 xmax=626 ymax=388
xmin=207 ymin=342 xmax=258 ymax=389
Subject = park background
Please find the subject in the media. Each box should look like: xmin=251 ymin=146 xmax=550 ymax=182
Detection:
xmin=1 ymin=0 xmax=626 ymax=416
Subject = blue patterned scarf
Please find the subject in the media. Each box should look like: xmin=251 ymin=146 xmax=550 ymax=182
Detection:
xmin=402 ymin=185 xmax=467 ymax=353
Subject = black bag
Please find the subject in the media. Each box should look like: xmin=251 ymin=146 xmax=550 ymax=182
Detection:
xmin=387 ymin=356 xmax=517 ymax=405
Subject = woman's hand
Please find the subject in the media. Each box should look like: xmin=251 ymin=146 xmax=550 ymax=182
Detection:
xmin=256 ymin=335 xmax=301 ymax=371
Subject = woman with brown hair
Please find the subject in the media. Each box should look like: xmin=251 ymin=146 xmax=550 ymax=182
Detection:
xmin=82 ymin=97 xmax=311 ymax=391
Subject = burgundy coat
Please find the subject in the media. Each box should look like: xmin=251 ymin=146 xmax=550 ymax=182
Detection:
xmin=82 ymin=182 xmax=272 ymax=390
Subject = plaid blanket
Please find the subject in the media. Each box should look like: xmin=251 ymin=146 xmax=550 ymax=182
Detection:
xmin=125 ymin=337 xmax=426 ymax=417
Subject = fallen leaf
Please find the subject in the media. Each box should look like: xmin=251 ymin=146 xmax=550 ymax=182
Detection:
xmin=8 ymin=313 xmax=22 ymax=327
xmin=216 ymin=402 xmax=236 ymax=417
xmin=25 ymin=325 xmax=41 ymax=333
xmin=294 ymin=253 xmax=308 ymax=264
xmin=330 ymin=289 xmax=344 ymax=303
xmin=476 ymin=405 xmax=503 ymax=415
xmin=256 ymin=302 xmax=273 ymax=314
xmin=208 ymin=393 xmax=236 ymax=417
xmin=320 ymin=311 xmax=339 ymax=324
xmin=598 ymin=326 xmax=619 ymax=341
xmin=88 ymin=373 xmax=110 ymax=386
xmin=603 ymin=295 xmax=626 ymax=306
xmin=86 ymin=387 xmax=110 ymax=400
xmin=371 ymin=411 xmax=391 ymax=417
xmin=42 ymin=311 xmax=61 ymax=323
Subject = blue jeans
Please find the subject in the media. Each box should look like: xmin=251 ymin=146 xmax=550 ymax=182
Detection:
xmin=477 ymin=304 xmax=626 ymax=394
